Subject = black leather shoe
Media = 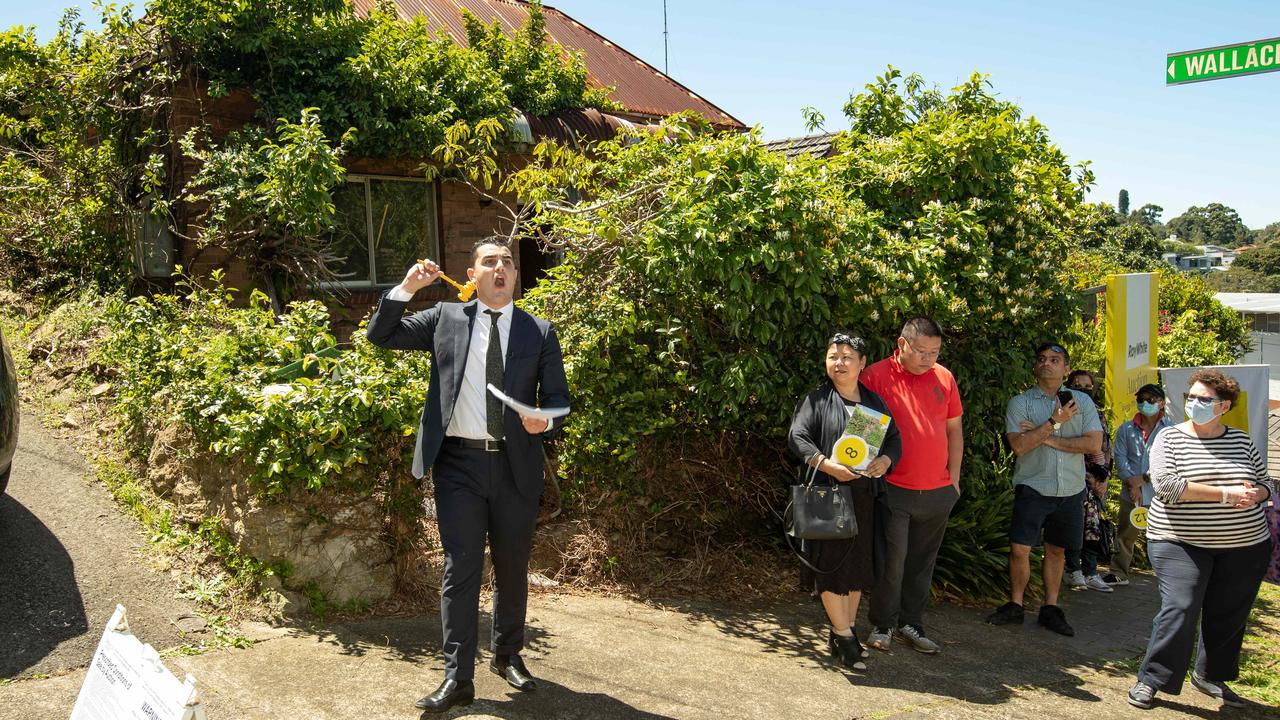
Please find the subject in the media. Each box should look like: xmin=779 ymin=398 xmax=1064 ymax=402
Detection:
xmin=414 ymin=678 xmax=474 ymax=712
xmin=490 ymin=654 xmax=538 ymax=691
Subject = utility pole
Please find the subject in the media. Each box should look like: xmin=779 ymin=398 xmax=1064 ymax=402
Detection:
xmin=663 ymin=0 xmax=669 ymax=75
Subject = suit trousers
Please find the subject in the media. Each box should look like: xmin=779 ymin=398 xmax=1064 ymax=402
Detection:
xmin=433 ymin=444 xmax=540 ymax=681
xmin=868 ymin=483 xmax=958 ymax=631
xmin=1138 ymin=538 xmax=1272 ymax=694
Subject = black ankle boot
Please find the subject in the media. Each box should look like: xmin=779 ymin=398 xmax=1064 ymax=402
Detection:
xmin=827 ymin=630 xmax=868 ymax=671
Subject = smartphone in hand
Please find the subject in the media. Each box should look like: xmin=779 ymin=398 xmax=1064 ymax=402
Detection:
xmin=1057 ymin=389 xmax=1075 ymax=407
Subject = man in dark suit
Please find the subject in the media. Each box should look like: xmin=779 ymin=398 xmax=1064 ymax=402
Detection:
xmin=367 ymin=237 xmax=570 ymax=713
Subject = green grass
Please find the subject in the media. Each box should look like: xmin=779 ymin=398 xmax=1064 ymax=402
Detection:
xmin=1237 ymin=581 xmax=1280 ymax=706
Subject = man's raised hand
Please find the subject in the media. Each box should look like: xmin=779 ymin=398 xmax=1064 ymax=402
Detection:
xmin=400 ymin=259 xmax=442 ymax=294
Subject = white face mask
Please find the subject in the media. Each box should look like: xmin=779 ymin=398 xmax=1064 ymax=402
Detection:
xmin=1184 ymin=398 xmax=1221 ymax=425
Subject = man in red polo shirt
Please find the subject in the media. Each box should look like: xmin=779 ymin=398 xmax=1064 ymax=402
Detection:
xmin=862 ymin=317 xmax=964 ymax=655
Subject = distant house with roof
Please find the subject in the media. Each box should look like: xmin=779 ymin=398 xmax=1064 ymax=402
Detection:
xmin=1162 ymin=243 xmax=1241 ymax=273
xmin=150 ymin=0 xmax=742 ymax=320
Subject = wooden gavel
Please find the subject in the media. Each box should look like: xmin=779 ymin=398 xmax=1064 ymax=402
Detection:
xmin=419 ymin=259 xmax=475 ymax=301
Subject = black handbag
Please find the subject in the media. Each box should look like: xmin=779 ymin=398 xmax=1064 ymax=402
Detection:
xmin=783 ymin=464 xmax=858 ymax=574
xmin=785 ymin=471 xmax=858 ymax=540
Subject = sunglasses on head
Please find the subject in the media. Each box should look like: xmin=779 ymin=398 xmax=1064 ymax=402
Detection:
xmin=829 ymin=333 xmax=866 ymax=352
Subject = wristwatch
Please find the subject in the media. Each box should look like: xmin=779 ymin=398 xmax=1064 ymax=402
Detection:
xmin=1051 ymin=420 xmax=1063 ymax=431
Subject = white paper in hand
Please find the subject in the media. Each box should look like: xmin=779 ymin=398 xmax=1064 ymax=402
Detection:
xmin=487 ymin=383 xmax=570 ymax=420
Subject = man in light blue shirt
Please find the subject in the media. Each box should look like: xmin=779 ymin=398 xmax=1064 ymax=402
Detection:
xmin=987 ymin=342 xmax=1103 ymax=637
xmin=1106 ymin=383 xmax=1174 ymax=586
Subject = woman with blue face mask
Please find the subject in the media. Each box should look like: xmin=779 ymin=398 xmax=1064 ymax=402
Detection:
xmin=1108 ymin=384 xmax=1176 ymax=587
xmin=1127 ymin=369 xmax=1274 ymax=711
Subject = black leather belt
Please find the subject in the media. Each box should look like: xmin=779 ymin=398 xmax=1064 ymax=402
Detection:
xmin=445 ymin=436 xmax=505 ymax=452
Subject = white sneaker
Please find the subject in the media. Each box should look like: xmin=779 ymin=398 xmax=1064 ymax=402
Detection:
xmin=1065 ymin=570 xmax=1087 ymax=589
xmin=1085 ymin=574 xmax=1114 ymax=592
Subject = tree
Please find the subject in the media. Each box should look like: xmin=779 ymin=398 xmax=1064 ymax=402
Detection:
xmin=1231 ymin=244 xmax=1280 ymax=277
xmin=1204 ymin=266 xmax=1280 ymax=293
xmin=1109 ymin=222 xmax=1164 ymax=262
xmin=1167 ymin=203 xmax=1250 ymax=247
xmin=1118 ymin=189 xmax=1130 ymax=216
xmin=1075 ymin=202 xmax=1162 ymax=264
xmin=1252 ymin=220 xmax=1280 ymax=245
xmin=1132 ymin=203 xmax=1164 ymax=229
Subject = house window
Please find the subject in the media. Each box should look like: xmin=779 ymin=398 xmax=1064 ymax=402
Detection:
xmin=329 ymin=176 xmax=440 ymax=286
xmin=132 ymin=196 xmax=175 ymax=278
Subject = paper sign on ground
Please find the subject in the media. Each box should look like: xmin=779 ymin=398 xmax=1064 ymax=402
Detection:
xmin=70 ymin=605 xmax=204 ymax=720
xmin=486 ymin=383 xmax=570 ymax=420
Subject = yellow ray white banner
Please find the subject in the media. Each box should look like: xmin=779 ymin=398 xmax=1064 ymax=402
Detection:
xmin=1104 ymin=273 xmax=1159 ymax=430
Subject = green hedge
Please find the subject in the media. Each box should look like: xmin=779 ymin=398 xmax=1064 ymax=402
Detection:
xmin=508 ymin=69 xmax=1094 ymax=599
xmin=97 ymin=272 xmax=429 ymax=499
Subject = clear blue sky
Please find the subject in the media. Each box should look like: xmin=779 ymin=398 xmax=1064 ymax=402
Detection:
xmin=6 ymin=1 xmax=1279 ymax=228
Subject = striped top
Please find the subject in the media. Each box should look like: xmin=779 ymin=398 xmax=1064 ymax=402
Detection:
xmin=1147 ymin=425 xmax=1275 ymax=548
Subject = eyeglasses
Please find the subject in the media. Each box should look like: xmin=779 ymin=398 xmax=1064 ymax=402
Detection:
xmin=1136 ymin=396 xmax=1160 ymax=404
xmin=903 ymin=339 xmax=941 ymax=360
xmin=828 ymin=334 xmax=866 ymax=352
xmin=1186 ymin=394 xmax=1220 ymax=403
xmin=1070 ymin=384 xmax=1094 ymax=392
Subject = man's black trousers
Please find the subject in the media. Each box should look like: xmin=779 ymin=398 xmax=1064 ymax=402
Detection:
xmin=433 ymin=444 xmax=540 ymax=681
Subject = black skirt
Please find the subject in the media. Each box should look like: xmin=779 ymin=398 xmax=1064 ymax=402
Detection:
xmin=804 ymin=478 xmax=876 ymax=595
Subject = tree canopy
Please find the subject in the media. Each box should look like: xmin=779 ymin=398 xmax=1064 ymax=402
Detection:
xmin=1167 ymin=202 xmax=1250 ymax=247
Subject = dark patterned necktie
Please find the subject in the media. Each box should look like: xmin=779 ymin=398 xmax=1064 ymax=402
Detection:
xmin=484 ymin=309 xmax=504 ymax=440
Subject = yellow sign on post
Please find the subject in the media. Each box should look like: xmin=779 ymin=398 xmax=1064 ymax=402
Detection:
xmin=1103 ymin=273 xmax=1159 ymax=430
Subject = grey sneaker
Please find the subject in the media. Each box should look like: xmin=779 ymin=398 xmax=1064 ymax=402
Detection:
xmin=1191 ymin=672 xmax=1246 ymax=708
xmin=895 ymin=624 xmax=940 ymax=654
xmin=866 ymin=627 xmax=892 ymax=652
xmin=1065 ymin=570 xmax=1087 ymax=589
xmin=1127 ymin=681 xmax=1156 ymax=709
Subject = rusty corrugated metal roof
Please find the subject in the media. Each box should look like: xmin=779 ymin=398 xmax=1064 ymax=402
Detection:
xmin=350 ymin=0 xmax=744 ymax=128
xmin=509 ymin=108 xmax=665 ymax=148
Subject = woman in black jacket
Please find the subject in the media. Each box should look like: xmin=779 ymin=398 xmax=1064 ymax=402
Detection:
xmin=788 ymin=332 xmax=902 ymax=671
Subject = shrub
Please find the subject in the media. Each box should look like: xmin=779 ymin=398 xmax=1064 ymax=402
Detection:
xmin=510 ymin=69 xmax=1094 ymax=599
xmin=96 ymin=271 xmax=429 ymax=499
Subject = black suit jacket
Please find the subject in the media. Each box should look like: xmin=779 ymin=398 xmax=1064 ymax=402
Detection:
xmin=366 ymin=294 xmax=571 ymax=497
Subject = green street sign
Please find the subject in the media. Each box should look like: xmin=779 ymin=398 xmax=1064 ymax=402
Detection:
xmin=1167 ymin=37 xmax=1280 ymax=85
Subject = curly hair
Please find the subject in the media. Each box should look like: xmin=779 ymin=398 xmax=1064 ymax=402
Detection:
xmin=1187 ymin=368 xmax=1240 ymax=405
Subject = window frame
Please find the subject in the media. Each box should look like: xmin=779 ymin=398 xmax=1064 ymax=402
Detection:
xmin=323 ymin=174 xmax=441 ymax=289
